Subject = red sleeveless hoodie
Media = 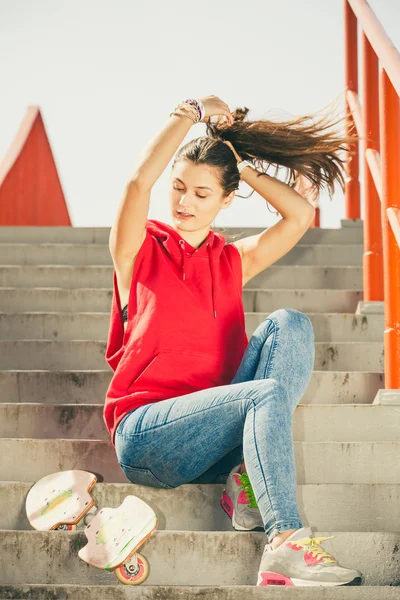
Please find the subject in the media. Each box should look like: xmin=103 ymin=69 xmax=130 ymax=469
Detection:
xmin=104 ymin=218 xmax=249 ymax=444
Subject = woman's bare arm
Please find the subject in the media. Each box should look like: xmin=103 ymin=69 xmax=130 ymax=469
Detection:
xmin=109 ymin=113 xmax=196 ymax=317
xmin=109 ymin=113 xmax=195 ymax=264
xmin=109 ymin=97 xmax=232 ymax=315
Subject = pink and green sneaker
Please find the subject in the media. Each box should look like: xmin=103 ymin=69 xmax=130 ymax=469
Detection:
xmin=257 ymin=527 xmax=363 ymax=587
xmin=220 ymin=465 xmax=264 ymax=531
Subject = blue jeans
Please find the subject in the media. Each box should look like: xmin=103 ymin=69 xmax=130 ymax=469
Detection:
xmin=115 ymin=308 xmax=315 ymax=541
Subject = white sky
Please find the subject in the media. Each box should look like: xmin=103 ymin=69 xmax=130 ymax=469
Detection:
xmin=0 ymin=0 xmax=399 ymax=229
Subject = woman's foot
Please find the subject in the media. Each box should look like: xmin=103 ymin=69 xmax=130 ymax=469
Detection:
xmin=257 ymin=527 xmax=363 ymax=587
xmin=220 ymin=465 xmax=264 ymax=531
xmin=270 ymin=528 xmax=299 ymax=549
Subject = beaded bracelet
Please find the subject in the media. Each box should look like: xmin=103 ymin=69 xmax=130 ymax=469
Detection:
xmin=173 ymin=102 xmax=199 ymax=122
xmin=170 ymin=107 xmax=198 ymax=123
xmin=169 ymin=98 xmax=204 ymax=123
xmin=183 ymin=98 xmax=204 ymax=122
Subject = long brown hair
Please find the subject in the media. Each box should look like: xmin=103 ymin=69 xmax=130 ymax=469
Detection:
xmin=172 ymin=94 xmax=363 ymax=204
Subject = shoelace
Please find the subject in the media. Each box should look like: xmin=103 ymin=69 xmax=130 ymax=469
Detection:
xmin=237 ymin=472 xmax=259 ymax=508
xmin=292 ymin=536 xmax=337 ymax=564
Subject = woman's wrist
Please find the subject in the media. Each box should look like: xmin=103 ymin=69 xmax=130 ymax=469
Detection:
xmin=170 ymin=98 xmax=204 ymax=124
xmin=170 ymin=107 xmax=198 ymax=123
xmin=170 ymin=110 xmax=197 ymax=125
xmin=237 ymin=159 xmax=257 ymax=178
xmin=234 ymin=151 xmax=243 ymax=163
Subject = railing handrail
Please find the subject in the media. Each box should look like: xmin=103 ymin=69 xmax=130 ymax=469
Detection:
xmin=344 ymin=0 xmax=400 ymax=389
xmin=348 ymin=0 xmax=400 ymax=95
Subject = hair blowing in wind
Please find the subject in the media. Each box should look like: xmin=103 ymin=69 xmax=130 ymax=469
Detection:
xmin=203 ymin=95 xmax=362 ymax=202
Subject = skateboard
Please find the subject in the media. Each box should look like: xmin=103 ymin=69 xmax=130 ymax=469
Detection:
xmin=26 ymin=469 xmax=158 ymax=585
xmin=78 ymin=494 xmax=158 ymax=584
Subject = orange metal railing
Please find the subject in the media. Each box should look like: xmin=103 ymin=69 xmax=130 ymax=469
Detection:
xmin=344 ymin=0 xmax=400 ymax=388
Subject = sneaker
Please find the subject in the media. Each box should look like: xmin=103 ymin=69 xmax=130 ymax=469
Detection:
xmin=220 ymin=465 xmax=264 ymax=531
xmin=257 ymin=527 xmax=363 ymax=586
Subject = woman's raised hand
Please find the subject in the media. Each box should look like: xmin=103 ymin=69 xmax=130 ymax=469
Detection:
xmin=199 ymin=95 xmax=233 ymax=126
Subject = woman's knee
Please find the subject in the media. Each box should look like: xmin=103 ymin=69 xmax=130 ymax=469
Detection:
xmin=253 ymin=309 xmax=315 ymax=403
xmin=270 ymin=307 xmax=313 ymax=332
xmin=264 ymin=308 xmax=314 ymax=348
xmin=242 ymin=378 xmax=290 ymax=411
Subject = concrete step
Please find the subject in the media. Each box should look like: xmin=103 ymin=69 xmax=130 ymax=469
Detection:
xmin=341 ymin=219 xmax=363 ymax=228
xmin=2 ymin=480 xmax=400 ymax=533
xmin=248 ymin=265 xmax=363 ymax=289
xmin=0 ymin=586 xmax=398 ymax=600
xmin=244 ymin=289 xmax=363 ymax=313
xmin=1 ymin=439 xmax=398 ymax=484
xmin=1 ymin=585 xmax=398 ymax=599
xmin=247 ymin=313 xmax=383 ymax=342
xmin=0 ymin=370 xmax=384 ymax=405
xmin=0 ymin=225 xmax=364 ymax=244
xmin=313 ymin=341 xmax=383 ymax=371
xmin=0 ymin=265 xmax=364 ymax=289
xmin=0 ymin=288 xmax=363 ymax=313
xmin=0 ymin=340 xmax=383 ymax=371
xmin=0 ymin=530 xmax=397 ymax=586
xmin=0 ymin=312 xmax=384 ymax=342
xmin=0 ymin=243 xmax=363 ymax=266
xmin=0 ymin=404 xmax=397 ymax=442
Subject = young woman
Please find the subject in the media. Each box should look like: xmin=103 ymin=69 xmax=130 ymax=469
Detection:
xmin=104 ymin=95 xmax=362 ymax=587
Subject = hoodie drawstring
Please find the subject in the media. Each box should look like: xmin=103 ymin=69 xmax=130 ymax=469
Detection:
xmin=179 ymin=239 xmax=187 ymax=281
xmin=207 ymin=242 xmax=217 ymax=319
xmin=178 ymin=239 xmax=217 ymax=319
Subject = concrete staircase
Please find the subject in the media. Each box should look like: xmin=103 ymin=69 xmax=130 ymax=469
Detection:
xmin=0 ymin=221 xmax=399 ymax=599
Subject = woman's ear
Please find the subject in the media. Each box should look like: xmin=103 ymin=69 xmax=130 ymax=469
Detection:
xmin=221 ymin=190 xmax=236 ymax=211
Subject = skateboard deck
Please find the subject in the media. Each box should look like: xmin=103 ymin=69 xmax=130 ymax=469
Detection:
xmin=26 ymin=469 xmax=97 ymax=531
xmin=78 ymin=495 xmax=158 ymax=584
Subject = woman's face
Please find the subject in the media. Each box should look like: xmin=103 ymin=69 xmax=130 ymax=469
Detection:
xmin=169 ymin=161 xmax=234 ymax=230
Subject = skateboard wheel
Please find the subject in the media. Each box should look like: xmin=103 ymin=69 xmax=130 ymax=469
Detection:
xmin=115 ymin=552 xmax=149 ymax=585
xmin=55 ymin=524 xmax=77 ymax=531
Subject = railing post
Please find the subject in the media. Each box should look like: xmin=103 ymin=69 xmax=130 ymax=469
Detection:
xmin=344 ymin=0 xmax=361 ymax=219
xmin=379 ymin=69 xmax=400 ymax=388
xmin=311 ymin=207 xmax=320 ymax=228
xmin=362 ymin=33 xmax=384 ymax=300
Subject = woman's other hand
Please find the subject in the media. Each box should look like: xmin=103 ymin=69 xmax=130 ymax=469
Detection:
xmin=199 ymin=95 xmax=234 ymax=126
xmin=222 ymin=140 xmax=242 ymax=163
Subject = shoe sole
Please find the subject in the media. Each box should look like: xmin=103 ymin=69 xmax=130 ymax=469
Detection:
xmin=257 ymin=571 xmax=363 ymax=587
xmin=220 ymin=490 xmax=264 ymax=532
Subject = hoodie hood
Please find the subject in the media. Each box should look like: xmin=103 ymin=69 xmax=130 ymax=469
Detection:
xmin=145 ymin=219 xmax=226 ymax=319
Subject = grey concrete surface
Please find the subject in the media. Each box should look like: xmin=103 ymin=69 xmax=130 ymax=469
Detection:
xmin=1 ymin=481 xmax=400 ymax=534
xmin=0 ymin=403 xmax=398 ymax=442
xmin=0 ymin=439 xmax=399 ymax=484
xmin=0 ymin=340 xmax=384 ymax=370
xmin=1 ymin=221 xmax=397 ymax=594
xmin=0 ymin=224 xmax=364 ymax=243
xmin=0 ymin=311 xmax=383 ymax=342
xmin=0 ymin=265 xmax=364 ymax=289
xmin=0 ymin=369 xmax=384 ymax=405
xmin=0 ymin=530 xmax=398 ymax=586
xmin=0 ymin=243 xmax=363 ymax=266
